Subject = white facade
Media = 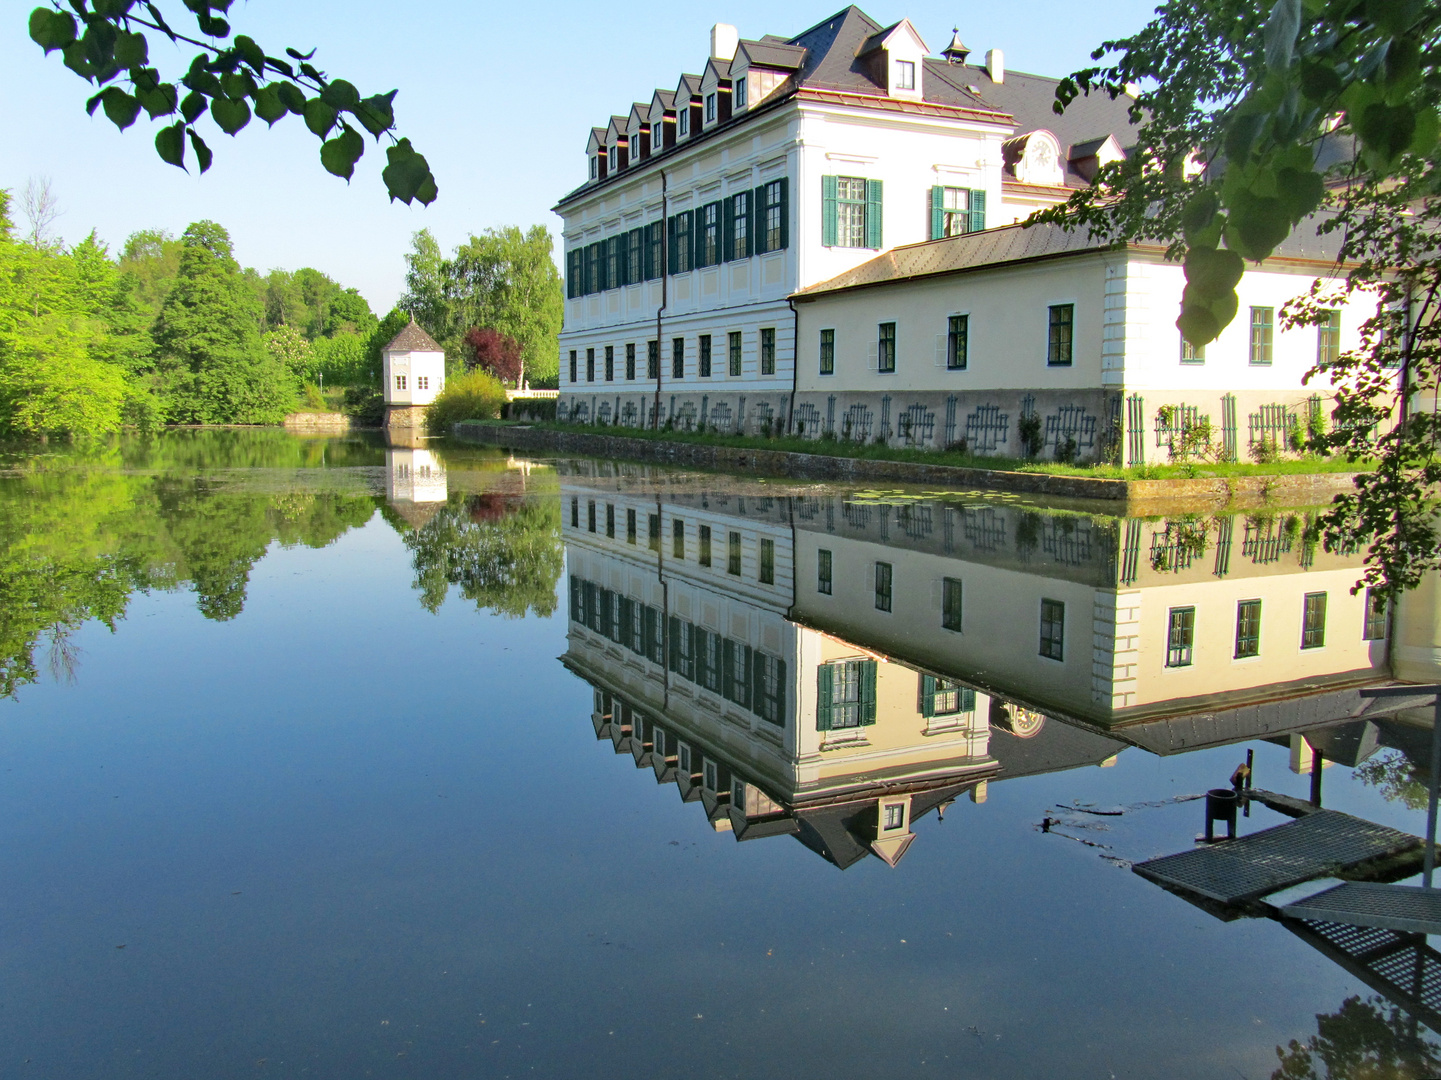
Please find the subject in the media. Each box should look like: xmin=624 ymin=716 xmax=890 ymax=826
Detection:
xmin=385 ymin=447 xmax=448 ymax=504
xmin=382 ymin=346 xmax=445 ymax=407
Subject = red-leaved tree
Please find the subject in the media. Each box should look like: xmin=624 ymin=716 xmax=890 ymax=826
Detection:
xmin=464 ymin=327 xmax=523 ymax=385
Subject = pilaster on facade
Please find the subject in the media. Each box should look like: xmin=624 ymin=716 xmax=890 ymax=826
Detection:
xmin=1092 ymin=589 xmax=1142 ymax=708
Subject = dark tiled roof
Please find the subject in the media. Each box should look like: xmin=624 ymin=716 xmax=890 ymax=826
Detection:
xmin=732 ymin=39 xmax=807 ymax=72
xmin=385 ymin=320 xmax=442 ymax=353
xmin=650 ymin=89 xmax=676 ymax=109
xmin=1069 ymin=135 xmax=1115 ymax=159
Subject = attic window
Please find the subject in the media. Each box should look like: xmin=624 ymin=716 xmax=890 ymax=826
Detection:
xmin=679 ymin=109 xmax=689 ymax=136
xmin=896 ymin=60 xmax=915 ymax=90
xmin=883 ymin=803 xmax=905 ymax=831
xmin=590 ymin=156 xmax=597 ymax=180
xmin=734 ymin=78 xmax=747 ymax=109
xmin=705 ymin=93 xmax=716 ymax=123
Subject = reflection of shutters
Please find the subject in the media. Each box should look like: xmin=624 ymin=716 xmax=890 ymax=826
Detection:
xmin=821 ymin=175 xmax=838 ymax=247
xmin=930 ymin=185 xmax=944 ymax=240
xmin=668 ymin=616 xmax=682 ymax=673
xmin=723 ymin=197 xmax=735 ymax=262
xmin=816 ymin=663 xmax=833 ymax=731
xmin=753 ymin=185 xmax=768 ymax=254
xmin=777 ymin=178 xmax=790 ymax=251
xmin=920 ymin=673 xmax=938 ymax=717
xmin=865 ymin=179 xmax=884 ymax=248
xmin=969 ymin=189 xmax=986 ymax=234
xmin=723 ymin=640 xmax=735 ymax=703
xmin=860 ymin=660 xmax=878 ymax=725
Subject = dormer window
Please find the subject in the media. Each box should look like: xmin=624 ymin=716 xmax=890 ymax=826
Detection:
xmin=734 ymin=77 xmax=747 ymax=109
xmin=678 ymin=109 xmax=689 ymax=136
xmin=590 ymin=156 xmax=598 ymax=180
xmin=705 ymin=93 xmax=716 ymax=123
xmin=609 ymin=144 xmax=617 ymax=168
xmin=896 ymin=60 xmax=915 ymax=90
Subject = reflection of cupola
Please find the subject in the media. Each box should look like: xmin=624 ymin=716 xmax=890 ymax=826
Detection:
xmin=941 ymin=28 xmax=970 ymax=65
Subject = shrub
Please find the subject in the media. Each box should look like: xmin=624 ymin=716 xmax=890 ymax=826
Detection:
xmin=1018 ymin=411 xmax=1044 ymax=457
xmin=302 ymin=383 xmax=327 ymax=411
xmin=342 ymin=385 xmax=385 ymax=426
xmin=501 ymin=398 xmax=558 ymax=422
xmin=426 ymin=370 xmax=506 ymax=431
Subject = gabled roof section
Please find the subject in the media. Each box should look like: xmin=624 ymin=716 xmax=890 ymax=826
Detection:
xmin=604 ymin=115 xmax=628 ymax=142
xmin=731 ymin=38 xmax=807 ymax=73
xmin=786 ymin=5 xmax=885 ymax=95
xmin=626 ymin=102 xmax=650 ymax=128
xmin=701 ymin=56 xmax=732 ymax=86
xmin=649 ymin=88 xmax=676 ymax=111
xmin=586 ymin=127 xmax=606 ymax=153
xmin=856 ymin=18 xmax=929 ymax=57
xmin=675 ymin=72 xmax=703 ymax=101
xmin=385 ymin=319 xmax=442 ymax=353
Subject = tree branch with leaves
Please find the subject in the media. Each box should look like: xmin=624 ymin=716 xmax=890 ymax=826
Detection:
xmin=28 ymin=0 xmax=437 ymax=205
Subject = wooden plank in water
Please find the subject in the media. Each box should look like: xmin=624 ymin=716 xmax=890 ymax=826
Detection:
xmin=1133 ymin=810 xmax=1422 ymax=906
xmin=1282 ymin=881 xmax=1441 ymax=935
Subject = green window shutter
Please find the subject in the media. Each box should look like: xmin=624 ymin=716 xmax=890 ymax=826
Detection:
xmin=816 ymin=664 xmax=833 ymax=731
xmin=668 ymin=615 xmax=681 ymax=673
xmin=643 ymin=224 xmax=655 ymax=280
xmin=777 ymin=177 xmax=790 ymax=251
xmin=969 ymin=189 xmax=986 ymax=234
xmin=691 ymin=211 xmax=702 ymax=272
xmin=617 ymin=234 xmax=629 ymax=286
xmin=860 ymin=660 xmax=878 ymax=725
xmin=821 ymin=175 xmax=838 ymax=248
xmin=774 ymin=658 xmax=786 ymax=721
xmin=667 ymin=217 xmax=679 ymax=274
xmin=920 ymin=673 xmax=937 ymax=717
xmin=723 ymin=197 xmax=735 ymax=262
xmin=753 ymin=184 xmax=767 ymax=254
xmin=723 ymin=640 xmax=735 ymax=702
xmin=930 ymin=186 xmax=944 ymax=240
xmin=865 ymin=179 xmax=883 ymax=248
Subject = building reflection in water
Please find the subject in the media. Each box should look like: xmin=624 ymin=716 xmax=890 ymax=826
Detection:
xmin=385 ymin=435 xmax=448 ymax=530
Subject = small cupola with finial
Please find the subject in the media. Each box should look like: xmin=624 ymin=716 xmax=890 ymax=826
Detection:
xmin=942 ymin=28 xmax=970 ymax=65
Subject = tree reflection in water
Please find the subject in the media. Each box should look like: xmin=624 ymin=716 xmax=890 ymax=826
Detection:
xmin=1273 ymin=995 xmax=1441 ymax=1080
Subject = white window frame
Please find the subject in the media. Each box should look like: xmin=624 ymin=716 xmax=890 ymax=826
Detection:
xmin=896 ymin=60 xmax=915 ymax=90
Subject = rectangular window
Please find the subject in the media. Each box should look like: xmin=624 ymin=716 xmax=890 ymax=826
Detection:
xmin=626 ymin=508 xmax=637 ymax=544
xmin=817 ymin=659 xmax=877 ymax=729
xmin=896 ymin=60 xmax=915 ymax=90
xmin=1302 ymin=592 xmax=1328 ymax=649
xmin=672 ymin=338 xmax=684 ymax=380
xmin=705 ymin=93 xmax=716 ymax=123
xmin=605 ymin=237 xmax=619 ymax=290
xmin=605 ymin=503 xmax=615 ymax=539
xmin=819 ymin=329 xmax=835 ymax=375
xmin=1047 ymin=304 xmax=1074 ymax=366
xmin=728 ymin=331 xmax=742 ymax=377
xmin=604 ymin=345 xmax=614 ymax=382
xmin=569 ymin=349 xmax=577 ymax=383
xmin=699 ymin=202 xmax=720 ymax=267
xmin=884 ymin=803 xmax=905 ymax=830
xmin=727 ymin=531 xmax=742 ymax=576
xmin=1235 ymin=599 xmax=1261 ymax=658
xmin=627 ymin=229 xmax=643 ymax=284
xmin=734 ymin=78 xmax=747 ymax=109
xmin=942 ymin=577 xmax=962 ymax=631
xmin=586 ymin=348 xmax=595 ymax=382
xmin=1166 ymin=607 xmax=1196 ymax=667
xmin=878 ymin=322 xmax=896 ymax=374
xmin=646 ymin=340 xmax=658 ymax=379
xmin=570 ymin=497 xmax=578 ymax=528
xmin=587 ymin=500 xmax=596 ymax=533
xmin=672 ymin=518 xmax=684 ymax=559
xmin=942 ymin=186 xmax=970 ymax=237
xmin=699 ymin=334 xmax=712 ymax=378
xmin=648 ymin=513 xmax=661 ymax=553
xmin=395 ymin=374 xmax=406 ymax=390
xmin=817 ymin=549 xmax=832 ymax=594
xmin=922 ymin=675 xmax=975 ymax=718
xmin=671 ymin=211 xmax=692 ymax=272
xmin=874 ymin=561 xmax=893 ymax=612
xmin=625 ymin=342 xmax=636 ymax=381
xmin=647 ymin=222 xmax=663 ymax=279
xmin=417 ymin=376 xmax=428 ymax=390
xmin=678 ymin=108 xmax=689 ymax=136
xmin=1040 ymin=599 xmax=1065 ymax=661
xmin=1250 ymin=306 xmax=1274 ymax=365
xmin=760 ymin=328 xmax=776 ymax=375
xmin=1318 ymin=309 xmax=1341 ymax=367
xmin=1364 ymin=588 xmax=1388 ymax=640
xmin=836 ymin=176 xmax=867 ymax=248
xmin=731 ymin=191 xmax=750 ymax=258
xmin=947 ymin=315 xmax=968 ymax=370
xmin=699 ymin=524 xmax=712 ymax=567
xmin=759 ymin=538 xmax=774 ymax=585
xmin=1181 ymin=335 xmax=1205 ymax=364
xmin=762 ymin=180 xmax=786 ymax=252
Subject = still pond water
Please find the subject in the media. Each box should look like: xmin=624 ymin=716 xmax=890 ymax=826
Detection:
xmin=1 ymin=430 xmax=1436 ymax=1079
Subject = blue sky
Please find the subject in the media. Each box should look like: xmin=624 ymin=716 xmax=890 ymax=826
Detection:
xmin=2 ymin=0 xmax=1160 ymax=312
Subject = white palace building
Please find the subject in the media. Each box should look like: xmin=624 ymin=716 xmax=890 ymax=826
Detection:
xmin=553 ymin=6 xmax=1375 ymax=463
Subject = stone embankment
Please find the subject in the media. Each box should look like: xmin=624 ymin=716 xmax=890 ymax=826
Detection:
xmin=283 ymin=412 xmax=351 ymax=432
xmin=451 ymin=421 xmax=1360 ymax=512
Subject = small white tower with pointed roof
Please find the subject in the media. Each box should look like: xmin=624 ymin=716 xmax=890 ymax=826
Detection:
xmin=382 ymin=319 xmax=445 ymax=432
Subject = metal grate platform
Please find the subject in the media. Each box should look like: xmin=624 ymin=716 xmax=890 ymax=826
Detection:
xmin=1282 ymin=882 xmax=1441 ymax=935
xmin=1284 ymin=918 xmax=1441 ymax=1036
xmin=1133 ymin=810 xmax=1422 ymax=906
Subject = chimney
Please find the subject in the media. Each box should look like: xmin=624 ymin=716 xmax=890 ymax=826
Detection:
xmin=986 ymin=47 xmax=1004 ymax=84
xmin=711 ymin=23 xmax=739 ymax=61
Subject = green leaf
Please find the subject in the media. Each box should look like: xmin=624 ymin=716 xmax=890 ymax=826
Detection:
xmin=233 ymin=34 xmax=265 ymax=73
xmin=196 ymin=14 xmax=230 ymax=37
xmin=1227 ymin=195 xmax=1292 ymax=261
xmin=253 ymin=83 xmax=287 ymax=126
xmin=1224 ymin=112 xmax=1265 ymax=163
xmin=277 ymin=82 xmax=306 ymax=114
xmin=85 ymin=91 xmax=104 ymax=117
xmin=1184 ymin=246 xmax=1245 ymax=299
xmin=1354 ymin=101 xmax=1417 ymax=164
xmin=181 ymin=91 xmax=209 ymax=123
xmin=1298 ymin=60 xmax=1343 ymax=102
xmin=1177 ymin=304 xmax=1221 ymax=348
xmin=1276 ymin=165 xmax=1325 ymax=220
xmin=155 ymin=121 xmax=186 ymax=169
xmin=303 ymin=98 xmax=338 ymax=138
xmin=113 ymin=30 xmax=147 ymax=68
xmin=320 ymin=79 xmax=360 ymax=111
xmin=320 ymin=126 xmax=365 ymax=180
xmin=1263 ymin=0 xmax=1302 ymax=70
xmin=136 ymin=80 xmax=178 ymax=118
xmin=210 ymin=96 xmax=250 ymax=135
xmin=188 ymin=128 xmax=213 ymax=173
xmin=220 ymin=70 xmax=256 ymax=100
xmin=100 ymin=87 xmax=141 ymax=131
xmin=1408 ymin=107 xmax=1440 ymax=156
xmin=1365 ymin=0 xmax=1424 ymax=37
xmin=1381 ymin=37 xmax=1420 ymax=91
xmin=382 ymin=138 xmax=435 ymax=204
xmin=355 ymin=91 xmax=397 ymax=137
xmin=61 ymin=40 xmax=94 ymax=80
xmin=29 ymin=8 xmax=77 ymax=53
xmin=81 ymin=22 xmax=118 ymax=68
